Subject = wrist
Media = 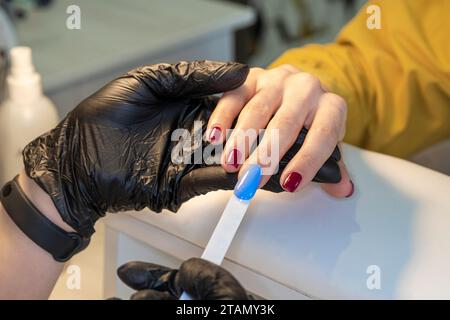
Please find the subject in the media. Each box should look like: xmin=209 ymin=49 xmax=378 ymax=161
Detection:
xmin=18 ymin=172 xmax=75 ymax=232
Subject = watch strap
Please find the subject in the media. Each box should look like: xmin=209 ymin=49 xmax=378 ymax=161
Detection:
xmin=0 ymin=175 xmax=90 ymax=262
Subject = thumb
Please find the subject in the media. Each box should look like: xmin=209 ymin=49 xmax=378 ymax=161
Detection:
xmin=179 ymin=165 xmax=238 ymax=204
xmin=320 ymin=145 xmax=354 ymax=198
xmin=128 ymin=60 xmax=249 ymax=100
xmin=320 ymin=164 xmax=353 ymax=198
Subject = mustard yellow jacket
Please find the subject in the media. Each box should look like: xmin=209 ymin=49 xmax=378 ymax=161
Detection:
xmin=270 ymin=0 xmax=450 ymax=158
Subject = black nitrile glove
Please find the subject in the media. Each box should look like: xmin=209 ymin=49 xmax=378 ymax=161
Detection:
xmin=116 ymin=258 xmax=250 ymax=300
xmin=23 ymin=60 xmax=340 ymax=238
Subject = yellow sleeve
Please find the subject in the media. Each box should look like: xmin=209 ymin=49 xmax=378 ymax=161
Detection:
xmin=270 ymin=0 xmax=450 ymax=158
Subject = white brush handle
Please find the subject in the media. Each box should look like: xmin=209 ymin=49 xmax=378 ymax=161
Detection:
xmin=179 ymin=196 xmax=249 ymax=300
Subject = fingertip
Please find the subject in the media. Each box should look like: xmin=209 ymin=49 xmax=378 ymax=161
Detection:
xmin=194 ymin=60 xmax=249 ymax=93
xmin=257 ymin=173 xmax=271 ymax=189
xmin=222 ymin=148 xmax=242 ymax=172
xmin=237 ymin=162 xmax=269 ymax=189
xmin=321 ymin=160 xmax=354 ymax=198
xmin=321 ymin=178 xmax=354 ymax=198
xmin=206 ymin=124 xmax=223 ymax=144
xmin=280 ymin=171 xmax=303 ymax=192
xmin=346 ymin=180 xmax=355 ymax=198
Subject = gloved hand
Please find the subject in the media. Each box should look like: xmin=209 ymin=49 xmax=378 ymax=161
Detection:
xmin=23 ymin=60 xmax=341 ymax=238
xmin=116 ymin=258 xmax=250 ymax=300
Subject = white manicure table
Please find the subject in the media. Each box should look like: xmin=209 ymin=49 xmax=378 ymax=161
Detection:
xmin=102 ymin=144 xmax=450 ymax=299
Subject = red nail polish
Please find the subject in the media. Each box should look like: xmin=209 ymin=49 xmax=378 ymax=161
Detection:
xmin=209 ymin=126 xmax=221 ymax=143
xmin=346 ymin=180 xmax=354 ymax=198
xmin=226 ymin=149 xmax=241 ymax=169
xmin=282 ymin=172 xmax=302 ymax=192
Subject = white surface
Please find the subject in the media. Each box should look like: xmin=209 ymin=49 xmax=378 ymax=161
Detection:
xmin=105 ymin=144 xmax=450 ymax=299
xmin=104 ymin=212 xmax=307 ymax=299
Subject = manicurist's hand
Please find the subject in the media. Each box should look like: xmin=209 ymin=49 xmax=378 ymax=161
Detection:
xmin=207 ymin=65 xmax=354 ymax=197
xmin=22 ymin=61 xmax=250 ymax=238
xmin=3 ymin=61 xmax=251 ymax=299
xmin=116 ymin=258 xmax=250 ymax=300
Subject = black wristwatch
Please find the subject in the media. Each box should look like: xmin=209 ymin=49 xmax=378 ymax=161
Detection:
xmin=0 ymin=175 xmax=90 ymax=262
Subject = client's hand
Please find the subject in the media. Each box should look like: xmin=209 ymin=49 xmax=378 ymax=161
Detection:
xmin=208 ymin=65 xmax=352 ymax=197
xmin=116 ymin=258 xmax=250 ymax=300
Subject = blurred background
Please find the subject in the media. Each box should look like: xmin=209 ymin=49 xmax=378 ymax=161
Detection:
xmin=0 ymin=0 xmax=366 ymax=115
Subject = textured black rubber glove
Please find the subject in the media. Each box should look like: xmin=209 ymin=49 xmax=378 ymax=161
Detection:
xmin=23 ymin=60 xmax=341 ymax=237
xmin=117 ymin=258 xmax=250 ymax=300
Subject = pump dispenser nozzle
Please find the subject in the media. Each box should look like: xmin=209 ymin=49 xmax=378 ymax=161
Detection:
xmin=7 ymin=46 xmax=42 ymax=100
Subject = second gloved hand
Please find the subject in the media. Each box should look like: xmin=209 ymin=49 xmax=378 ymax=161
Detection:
xmin=117 ymin=258 xmax=250 ymax=300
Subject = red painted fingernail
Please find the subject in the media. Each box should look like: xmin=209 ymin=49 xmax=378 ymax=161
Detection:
xmin=226 ymin=148 xmax=241 ymax=169
xmin=209 ymin=126 xmax=221 ymax=143
xmin=346 ymin=180 xmax=355 ymax=198
xmin=282 ymin=172 xmax=302 ymax=192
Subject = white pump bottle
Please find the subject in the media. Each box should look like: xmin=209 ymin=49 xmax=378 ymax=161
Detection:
xmin=0 ymin=46 xmax=59 ymax=185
